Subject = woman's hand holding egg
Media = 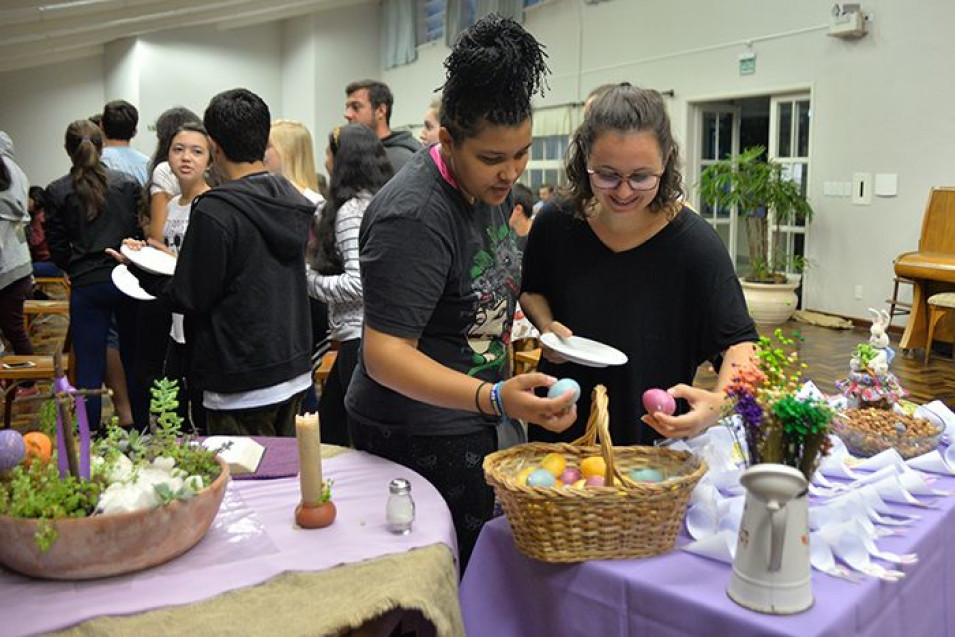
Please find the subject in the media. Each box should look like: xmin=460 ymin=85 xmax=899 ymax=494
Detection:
xmin=500 ymin=373 xmax=577 ymax=433
xmin=640 ymin=384 xmax=724 ymax=439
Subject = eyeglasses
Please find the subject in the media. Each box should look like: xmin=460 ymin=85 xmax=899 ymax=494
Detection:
xmin=587 ymin=168 xmax=662 ymax=192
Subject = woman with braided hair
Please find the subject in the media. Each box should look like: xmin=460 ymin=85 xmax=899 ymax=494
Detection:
xmin=346 ymin=15 xmax=575 ymax=568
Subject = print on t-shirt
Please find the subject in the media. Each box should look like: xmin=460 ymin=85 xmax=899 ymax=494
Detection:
xmin=466 ymin=222 xmax=520 ymax=375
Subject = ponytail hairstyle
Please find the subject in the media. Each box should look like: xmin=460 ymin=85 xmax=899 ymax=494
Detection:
xmin=439 ymin=14 xmax=549 ymax=143
xmin=565 ymin=83 xmax=684 ymax=219
xmin=312 ymin=123 xmax=392 ymax=275
xmin=64 ymin=119 xmax=107 ymax=221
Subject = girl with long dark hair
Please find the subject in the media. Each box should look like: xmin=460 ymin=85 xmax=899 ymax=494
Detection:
xmin=306 ymin=123 xmax=391 ymax=445
xmin=45 ymin=120 xmax=144 ymax=430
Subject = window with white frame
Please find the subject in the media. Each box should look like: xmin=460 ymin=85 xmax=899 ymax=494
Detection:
xmin=520 ymin=106 xmax=574 ymax=194
xmin=416 ymin=0 xmax=445 ymax=45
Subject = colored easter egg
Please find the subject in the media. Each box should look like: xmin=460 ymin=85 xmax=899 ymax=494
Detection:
xmin=527 ymin=468 xmax=557 ymax=487
xmin=585 ymin=475 xmax=605 ymax=487
xmin=547 ymin=378 xmax=582 ymax=403
xmin=642 ymin=388 xmax=676 ymax=416
xmin=0 ymin=430 xmax=26 ymax=472
xmin=630 ymin=467 xmax=664 ymax=483
xmin=571 ymin=478 xmax=587 ymax=488
xmin=516 ymin=467 xmax=536 ymax=485
xmin=580 ymin=456 xmax=606 ymax=479
xmin=23 ymin=431 xmax=52 ymax=466
xmin=540 ymin=452 xmax=566 ymax=477
xmin=559 ymin=467 xmax=581 ymax=484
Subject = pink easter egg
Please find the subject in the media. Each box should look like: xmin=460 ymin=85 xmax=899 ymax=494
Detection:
xmin=559 ymin=467 xmax=581 ymax=484
xmin=585 ymin=475 xmax=605 ymax=487
xmin=642 ymin=388 xmax=676 ymax=416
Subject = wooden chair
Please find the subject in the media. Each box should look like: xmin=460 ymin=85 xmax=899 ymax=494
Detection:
xmin=33 ymin=276 xmax=70 ymax=299
xmin=511 ymin=338 xmax=542 ymax=375
xmin=924 ymin=292 xmax=955 ymax=364
xmin=885 ymin=276 xmax=914 ymax=327
xmin=1 ymin=299 xmax=72 ymax=428
xmin=894 ymin=187 xmax=955 ymax=353
xmin=313 ymin=351 xmax=337 ymax=390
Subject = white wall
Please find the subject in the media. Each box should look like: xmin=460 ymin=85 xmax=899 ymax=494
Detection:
xmin=3 ymin=0 xmax=953 ymax=321
xmin=135 ymin=22 xmax=284 ymax=152
xmin=0 ymin=56 xmax=105 ymax=186
xmin=103 ymin=38 xmax=142 ymax=131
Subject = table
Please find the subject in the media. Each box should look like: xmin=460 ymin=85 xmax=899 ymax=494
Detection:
xmin=460 ymin=472 xmax=955 ymax=637
xmin=1 ymin=444 xmax=465 ymax=637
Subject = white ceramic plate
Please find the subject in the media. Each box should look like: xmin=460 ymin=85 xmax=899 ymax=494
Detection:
xmin=121 ymin=244 xmax=176 ymax=276
xmin=111 ymin=264 xmax=156 ymax=301
xmin=539 ymin=333 xmax=628 ymax=368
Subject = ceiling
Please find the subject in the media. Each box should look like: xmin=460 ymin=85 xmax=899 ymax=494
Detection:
xmin=0 ymin=0 xmax=374 ymax=74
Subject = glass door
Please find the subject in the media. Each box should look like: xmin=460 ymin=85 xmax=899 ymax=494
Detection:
xmin=695 ymin=105 xmax=741 ymax=269
xmin=767 ymin=94 xmax=811 ymax=275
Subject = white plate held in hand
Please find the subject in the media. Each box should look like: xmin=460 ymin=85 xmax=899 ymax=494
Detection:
xmin=111 ymin=264 xmax=155 ymax=301
xmin=539 ymin=333 xmax=628 ymax=368
xmin=121 ymin=244 xmax=176 ymax=276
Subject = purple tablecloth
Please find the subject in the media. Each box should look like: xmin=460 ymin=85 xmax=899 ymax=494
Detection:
xmin=1 ymin=447 xmax=457 ymax=636
xmin=460 ymin=473 xmax=955 ymax=637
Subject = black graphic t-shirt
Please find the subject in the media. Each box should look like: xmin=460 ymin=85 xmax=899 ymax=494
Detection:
xmin=345 ymin=150 xmax=521 ymax=435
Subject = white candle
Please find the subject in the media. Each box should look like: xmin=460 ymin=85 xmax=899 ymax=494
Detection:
xmin=295 ymin=413 xmax=323 ymax=505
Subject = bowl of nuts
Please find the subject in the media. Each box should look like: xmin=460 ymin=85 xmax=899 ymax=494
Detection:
xmin=833 ymin=408 xmax=942 ymax=459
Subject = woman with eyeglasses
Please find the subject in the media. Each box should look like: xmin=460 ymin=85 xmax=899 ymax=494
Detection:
xmin=520 ymin=83 xmax=758 ymax=446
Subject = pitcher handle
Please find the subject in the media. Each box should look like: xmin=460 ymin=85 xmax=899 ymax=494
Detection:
xmin=768 ymin=500 xmax=787 ymax=572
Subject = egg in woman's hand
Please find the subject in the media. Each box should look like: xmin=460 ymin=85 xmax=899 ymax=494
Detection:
xmin=547 ymin=378 xmax=581 ymax=403
xmin=642 ymin=388 xmax=676 ymax=416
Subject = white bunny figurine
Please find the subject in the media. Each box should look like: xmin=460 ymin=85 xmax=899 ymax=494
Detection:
xmin=868 ymin=308 xmax=891 ymax=349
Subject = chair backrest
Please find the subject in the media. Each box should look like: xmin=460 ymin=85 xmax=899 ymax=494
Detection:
xmin=919 ymin=187 xmax=955 ymax=253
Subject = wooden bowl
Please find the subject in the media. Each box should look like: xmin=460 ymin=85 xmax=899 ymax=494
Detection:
xmin=0 ymin=456 xmax=230 ymax=580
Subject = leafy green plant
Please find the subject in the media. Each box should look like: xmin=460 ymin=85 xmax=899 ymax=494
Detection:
xmin=1 ymin=378 xmax=221 ymax=552
xmin=699 ymin=146 xmax=814 ymax=283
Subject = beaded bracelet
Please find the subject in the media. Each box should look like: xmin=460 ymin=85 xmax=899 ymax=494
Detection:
xmin=474 ymin=381 xmax=490 ymax=416
xmin=490 ymin=381 xmax=507 ymax=419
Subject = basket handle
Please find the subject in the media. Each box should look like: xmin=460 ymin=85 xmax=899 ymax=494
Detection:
xmin=570 ymin=385 xmax=623 ymax=486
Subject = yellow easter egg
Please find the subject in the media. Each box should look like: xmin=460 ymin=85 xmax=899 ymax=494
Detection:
xmin=571 ymin=478 xmax=587 ymax=489
xmin=580 ymin=456 xmax=607 ymax=479
xmin=516 ymin=467 xmax=536 ymax=485
xmin=540 ymin=453 xmax=566 ymax=477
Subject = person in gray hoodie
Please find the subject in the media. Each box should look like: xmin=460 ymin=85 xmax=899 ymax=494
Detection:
xmin=344 ymin=80 xmax=422 ymax=175
xmin=0 ymin=131 xmax=35 ymax=358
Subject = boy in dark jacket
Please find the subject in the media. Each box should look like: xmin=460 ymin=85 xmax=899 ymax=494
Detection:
xmin=127 ymin=88 xmax=314 ymax=436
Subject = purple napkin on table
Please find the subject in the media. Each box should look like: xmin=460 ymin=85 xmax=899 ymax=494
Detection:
xmin=234 ymin=436 xmax=299 ymax=480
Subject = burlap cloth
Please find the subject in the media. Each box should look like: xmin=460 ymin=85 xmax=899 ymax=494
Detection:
xmin=50 ymin=445 xmax=464 ymax=637
xmin=51 ymin=543 xmax=463 ymax=637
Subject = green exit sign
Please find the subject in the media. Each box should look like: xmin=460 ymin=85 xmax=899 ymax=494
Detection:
xmin=739 ymin=52 xmax=756 ymax=76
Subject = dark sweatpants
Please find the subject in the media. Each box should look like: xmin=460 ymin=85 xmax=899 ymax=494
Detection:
xmin=348 ymin=419 xmax=497 ymax=572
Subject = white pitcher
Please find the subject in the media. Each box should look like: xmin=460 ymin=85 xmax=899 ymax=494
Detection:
xmin=727 ymin=463 xmax=813 ymax=614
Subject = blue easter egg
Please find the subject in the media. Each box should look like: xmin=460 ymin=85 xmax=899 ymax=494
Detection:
xmin=0 ymin=430 xmax=26 ymax=472
xmin=547 ymin=378 xmax=581 ymax=403
xmin=630 ymin=467 xmax=663 ymax=483
xmin=527 ymin=468 xmax=557 ymax=487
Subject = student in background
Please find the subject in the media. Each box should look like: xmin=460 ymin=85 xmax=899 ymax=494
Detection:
xmin=307 ymin=123 xmax=392 ymax=445
xmin=344 ymin=79 xmax=422 ymax=174
xmin=144 ymin=107 xmax=202 ymax=242
xmin=119 ymin=89 xmax=315 ymax=437
xmin=45 ymin=120 xmax=143 ymax=430
xmin=264 ymin=119 xmax=331 ymax=408
xmin=508 ymin=183 xmax=535 ymax=253
xmin=0 ymin=132 xmax=35 ymax=367
xmin=418 ymin=96 xmax=441 ymax=147
xmin=26 ymin=186 xmax=62 ymax=279
xmin=100 ymin=100 xmax=150 ymax=186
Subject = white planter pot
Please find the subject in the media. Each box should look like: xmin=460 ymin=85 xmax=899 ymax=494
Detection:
xmin=740 ymin=275 xmax=801 ymax=326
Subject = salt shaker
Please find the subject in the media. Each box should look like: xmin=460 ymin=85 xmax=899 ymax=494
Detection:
xmin=386 ymin=478 xmax=415 ymax=535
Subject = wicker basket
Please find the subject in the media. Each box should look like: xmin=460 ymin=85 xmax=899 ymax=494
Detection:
xmin=484 ymin=385 xmax=707 ymax=562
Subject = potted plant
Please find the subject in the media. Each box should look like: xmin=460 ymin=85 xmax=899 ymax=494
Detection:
xmin=699 ymin=146 xmax=814 ymax=324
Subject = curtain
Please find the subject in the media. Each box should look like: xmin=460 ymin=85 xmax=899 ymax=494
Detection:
xmin=381 ymin=0 xmax=417 ymax=70
xmin=446 ymin=0 xmax=524 ymax=47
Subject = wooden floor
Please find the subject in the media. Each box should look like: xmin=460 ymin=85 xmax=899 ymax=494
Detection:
xmin=694 ymin=320 xmax=955 ymax=408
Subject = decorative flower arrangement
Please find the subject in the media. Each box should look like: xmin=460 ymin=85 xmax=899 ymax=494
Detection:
xmin=0 ymin=379 xmax=222 ymax=552
xmin=724 ymin=330 xmax=834 ymax=481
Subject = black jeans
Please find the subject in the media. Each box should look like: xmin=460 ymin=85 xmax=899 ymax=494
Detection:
xmin=349 ymin=419 xmax=497 ymax=572
xmin=317 ymin=338 xmax=359 ymax=446
xmin=0 ymin=275 xmax=34 ymax=355
xmin=206 ymin=390 xmax=307 ymax=437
